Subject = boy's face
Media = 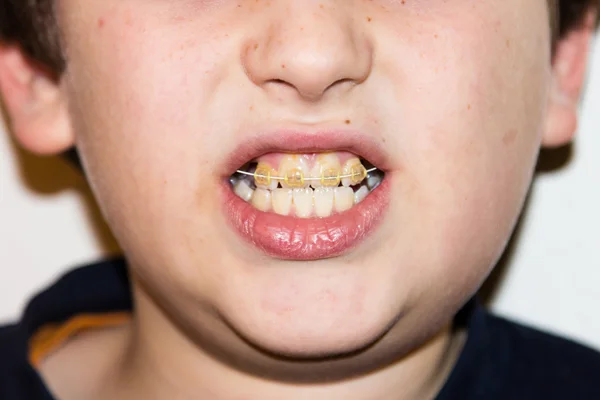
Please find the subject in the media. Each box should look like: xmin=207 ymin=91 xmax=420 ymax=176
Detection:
xmin=14 ymin=0 xmax=577 ymax=372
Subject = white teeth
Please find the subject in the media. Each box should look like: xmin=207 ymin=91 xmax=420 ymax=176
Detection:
xmin=251 ymin=188 xmax=272 ymax=212
xmin=293 ymin=188 xmax=314 ymax=218
xmin=314 ymin=187 xmax=335 ymax=217
xmin=272 ymin=189 xmax=293 ymax=216
xmin=341 ymin=157 xmax=362 ymax=187
xmin=234 ymin=180 xmax=254 ymax=202
xmin=354 ymin=186 xmax=369 ymax=204
xmin=334 ymin=187 xmax=354 ymax=213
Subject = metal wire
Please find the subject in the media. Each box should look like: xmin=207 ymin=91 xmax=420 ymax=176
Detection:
xmin=234 ymin=167 xmax=379 ymax=182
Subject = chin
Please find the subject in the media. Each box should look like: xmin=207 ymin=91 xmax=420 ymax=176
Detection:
xmin=219 ymin=267 xmax=402 ymax=360
xmin=234 ymin=313 xmax=395 ymax=360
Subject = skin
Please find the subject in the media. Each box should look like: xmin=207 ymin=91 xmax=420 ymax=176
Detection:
xmin=0 ymin=0 xmax=595 ymax=399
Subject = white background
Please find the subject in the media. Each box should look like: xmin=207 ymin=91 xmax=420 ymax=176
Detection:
xmin=1 ymin=40 xmax=599 ymax=351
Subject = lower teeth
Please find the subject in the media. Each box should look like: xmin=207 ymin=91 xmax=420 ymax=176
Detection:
xmin=230 ymin=170 xmax=383 ymax=218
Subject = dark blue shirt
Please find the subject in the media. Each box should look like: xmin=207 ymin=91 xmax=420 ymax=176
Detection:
xmin=1 ymin=258 xmax=600 ymax=399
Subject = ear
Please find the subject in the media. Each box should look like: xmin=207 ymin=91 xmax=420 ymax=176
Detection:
xmin=543 ymin=11 xmax=597 ymax=148
xmin=0 ymin=43 xmax=73 ymax=155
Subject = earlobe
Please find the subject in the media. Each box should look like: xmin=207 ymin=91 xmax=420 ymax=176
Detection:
xmin=0 ymin=43 xmax=74 ymax=155
xmin=543 ymin=11 xmax=596 ymax=148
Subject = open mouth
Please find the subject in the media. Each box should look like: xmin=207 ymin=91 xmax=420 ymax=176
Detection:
xmin=229 ymin=152 xmax=385 ymax=218
xmin=221 ymin=132 xmax=391 ymax=260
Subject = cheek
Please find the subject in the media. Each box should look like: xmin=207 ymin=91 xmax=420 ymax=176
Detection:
xmin=380 ymin=4 xmax=551 ymax=270
xmin=61 ymin=6 xmax=221 ymax=221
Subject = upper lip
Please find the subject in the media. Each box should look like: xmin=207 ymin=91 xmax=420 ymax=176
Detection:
xmin=221 ymin=129 xmax=392 ymax=177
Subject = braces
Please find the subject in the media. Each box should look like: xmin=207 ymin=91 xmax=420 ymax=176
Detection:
xmin=235 ymin=166 xmax=379 ymax=187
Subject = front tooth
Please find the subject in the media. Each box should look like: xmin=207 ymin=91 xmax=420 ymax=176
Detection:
xmin=354 ymin=186 xmax=369 ymax=204
xmin=293 ymin=188 xmax=314 ymax=218
xmin=254 ymin=163 xmax=278 ymax=190
xmin=272 ymin=189 xmax=293 ymax=216
xmin=314 ymin=187 xmax=335 ymax=217
xmin=234 ymin=180 xmax=254 ymax=202
xmin=334 ymin=187 xmax=354 ymax=213
xmin=342 ymin=157 xmax=362 ymax=187
xmin=279 ymin=155 xmax=310 ymax=189
xmin=310 ymin=153 xmax=342 ymax=189
xmin=252 ymin=188 xmax=272 ymax=212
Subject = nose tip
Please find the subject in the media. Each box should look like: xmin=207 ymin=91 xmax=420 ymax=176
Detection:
xmin=263 ymin=52 xmax=369 ymax=101
xmin=242 ymin=8 xmax=373 ymax=102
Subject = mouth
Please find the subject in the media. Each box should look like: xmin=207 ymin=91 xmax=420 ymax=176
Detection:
xmin=221 ymin=131 xmax=391 ymax=260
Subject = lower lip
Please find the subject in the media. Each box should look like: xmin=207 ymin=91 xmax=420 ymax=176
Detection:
xmin=222 ymin=179 xmax=391 ymax=260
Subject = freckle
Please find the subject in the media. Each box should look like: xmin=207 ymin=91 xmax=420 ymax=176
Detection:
xmin=319 ymin=4 xmax=324 ymax=8
xmin=250 ymin=105 xmax=255 ymax=111
xmin=506 ymin=39 xmax=511 ymax=48
xmin=281 ymin=64 xmax=286 ymax=69
xmin=503 ymin=129 xmax=518 ymax=146
xmin=98 ymin=18 xmax=105 ymax=28
xmin=367 ymin=17 xmax=372 ymax=22
xmin=434 ymin=34 xmax=438 ymax=39
xmin=254 ymin=43 xmax=259 ymax=50
xmin=467 ymin=104 xmax=471 ymax=110
xmin=345 ymin=119 xmax=352 ymax=125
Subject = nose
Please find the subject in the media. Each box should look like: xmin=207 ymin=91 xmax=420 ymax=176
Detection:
xmin=242 ymin=3 xmax=373 ymax=102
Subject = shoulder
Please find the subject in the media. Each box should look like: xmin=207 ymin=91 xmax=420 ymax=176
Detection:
xmin=486 ymin=313 xmax=600 ymax=398
xmin=0 ymin=323 xmax=25 ymax=373
xmin=0 ymin=323 xmax=37 ymax=398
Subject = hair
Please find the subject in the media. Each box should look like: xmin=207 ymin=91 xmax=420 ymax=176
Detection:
xmin=0 ymin=1 xmax=599 ymax=75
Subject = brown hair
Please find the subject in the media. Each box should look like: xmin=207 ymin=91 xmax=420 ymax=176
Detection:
xmin=0 ymin=0 xmax=599 ymax=74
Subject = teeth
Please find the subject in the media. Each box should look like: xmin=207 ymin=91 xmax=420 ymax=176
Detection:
xmin=293 ymin=188 xmax=314 ymax=218
xmin=254 ymin=163 xmax=278 ymax=190
xmin=367 ymin=171 xmax=383 ymax=191
xmin=314 ymin=187 xmax=335 ymax=217
xmin=251 ymin=188 xmax=272 ymax=212
xmin=234 ymin=180 xmax=254 ymax=202
xmin=334 ymin=187 xmax=354 ymax=213
xmin=234 ymin=153 xmax=383 ymax=215
xmin=279 ymin=155 xmax=311 ymax=189
xmin=341 ymin=158 xmax=362 ymax=187
xmin=310 ymin=153 xmax=342 ymax=189
xmin=354 ymin=186 xmax=369 ymax=204
xmin=272 ymin=189 xmax=293 ymax=216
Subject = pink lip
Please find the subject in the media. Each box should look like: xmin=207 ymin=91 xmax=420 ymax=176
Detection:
xmin=221 ymin=130 xmax=391 ymax=260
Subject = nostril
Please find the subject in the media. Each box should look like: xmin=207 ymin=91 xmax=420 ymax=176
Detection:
xmin=268 ymin=79 xmax=289 ymax=85
xmin=262 ymin=76 xmax=360 ymax=102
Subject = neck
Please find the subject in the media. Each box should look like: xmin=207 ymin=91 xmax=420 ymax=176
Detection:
xmin=106 ymin=283 xmax=465 ymax=400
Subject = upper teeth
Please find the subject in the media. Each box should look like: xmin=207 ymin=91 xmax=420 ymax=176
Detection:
xmin=236 ymin=154 xmax=376 ymax=188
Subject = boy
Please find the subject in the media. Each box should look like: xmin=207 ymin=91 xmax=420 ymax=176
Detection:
xmin=1 ymin=0 xmax=599 ymax=399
